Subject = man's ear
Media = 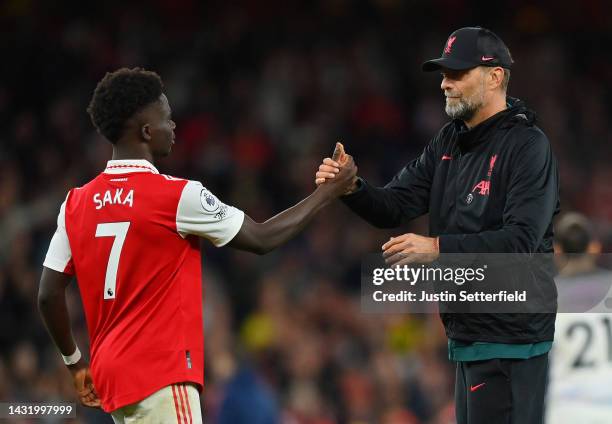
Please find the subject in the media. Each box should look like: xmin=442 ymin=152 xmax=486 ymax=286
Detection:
xmin=488 ymin=67 xmax=504 ymax=90
xmin=141 ymin=123 xmax=151 ymax=141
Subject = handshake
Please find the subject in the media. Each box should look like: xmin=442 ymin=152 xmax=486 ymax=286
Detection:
xmin=314 ymin=143 xmax=440 ymax=263
xmin=314 ymin=142 xmax=359 ymax=198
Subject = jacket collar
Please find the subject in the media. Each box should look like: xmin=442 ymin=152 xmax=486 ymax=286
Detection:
xmin=453 ymin=97 xmax=535 ymax=151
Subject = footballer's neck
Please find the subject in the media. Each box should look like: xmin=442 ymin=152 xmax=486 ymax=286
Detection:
xmin=111 ymin=140 xmax=155 ymax=164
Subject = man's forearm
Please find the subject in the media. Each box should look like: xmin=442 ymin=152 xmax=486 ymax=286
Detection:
xmin=341 ymin=178 xmax=418 ymax=229
xmin=38 ymin=268 xmax=77 ymax=355
xmin=229 ymin=186 xmax=332 ymax=254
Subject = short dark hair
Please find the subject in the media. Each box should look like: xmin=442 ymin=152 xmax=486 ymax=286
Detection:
xmin=556 ymin=213 xmax=593 ymax=254
xmin=87 ymin=68 xmax=164 ymax=143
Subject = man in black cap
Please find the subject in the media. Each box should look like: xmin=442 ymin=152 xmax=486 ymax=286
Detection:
xmin=315 ymin=27 xmax=560 ymax=423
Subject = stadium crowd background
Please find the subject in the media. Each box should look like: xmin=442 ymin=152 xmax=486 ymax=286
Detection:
xmin=1 ymin=0 xmax=610 ymax=423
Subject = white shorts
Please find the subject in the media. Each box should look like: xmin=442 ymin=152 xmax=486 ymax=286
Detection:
xmin=111 ymin=383 xmax=202 ymax=424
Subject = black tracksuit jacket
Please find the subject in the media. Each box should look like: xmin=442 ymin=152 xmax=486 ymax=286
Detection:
xmin=342 ymin=97 xmax=560 ymax=343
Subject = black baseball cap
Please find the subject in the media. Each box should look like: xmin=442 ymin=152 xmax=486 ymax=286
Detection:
xmin=422 ymin=27 xmax=513 ymax=72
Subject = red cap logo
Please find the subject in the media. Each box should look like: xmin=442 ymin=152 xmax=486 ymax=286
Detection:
xmin=444 ymin=36 xmax=457 ymax=54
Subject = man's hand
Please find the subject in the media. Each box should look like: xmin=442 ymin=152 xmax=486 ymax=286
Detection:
xmin=68 ymin=359 xmax=101 ymax=409
xmin=315 ymin=143 xmax=358 ymax=194
xmin=316 ymin=143 xmax=358 ymax=199
xmin=382 ymin=233 xmax=440 ymax=267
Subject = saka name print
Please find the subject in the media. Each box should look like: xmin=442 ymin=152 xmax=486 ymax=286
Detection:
xmin=93 ymin=189 xmax=134 ymax=209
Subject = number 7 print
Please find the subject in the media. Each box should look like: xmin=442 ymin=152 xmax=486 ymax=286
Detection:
xmin=95 ymin=222 xmax=130 ymax=299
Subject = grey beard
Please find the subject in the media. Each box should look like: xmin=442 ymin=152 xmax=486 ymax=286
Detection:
xmin=445 ymin=98 xmax=481 ymax=121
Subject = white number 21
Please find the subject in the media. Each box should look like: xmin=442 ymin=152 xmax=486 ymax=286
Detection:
xmin=95 ymin=222 xmax=130 ymax=299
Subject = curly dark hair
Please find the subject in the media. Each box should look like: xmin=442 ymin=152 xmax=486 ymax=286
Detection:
xmin=87 ymin=67 xmax=164 ymax=143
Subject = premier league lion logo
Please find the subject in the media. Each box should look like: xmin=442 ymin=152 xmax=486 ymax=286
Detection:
xmin=200 ymin=188 xmax=220 ymax=212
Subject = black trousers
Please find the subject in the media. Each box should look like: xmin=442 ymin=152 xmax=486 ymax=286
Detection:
xmin=455 ymin=353 xmax=549 ymax=424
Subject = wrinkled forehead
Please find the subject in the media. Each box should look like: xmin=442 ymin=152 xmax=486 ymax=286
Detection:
xmin=441 ymin=67 xmax=491 ymax=85
xmin=440 ymin=66 xmax=482 ymax=76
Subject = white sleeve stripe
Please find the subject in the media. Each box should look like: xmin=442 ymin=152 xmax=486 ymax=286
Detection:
xmin=214 ymin=211 xmax=244 ymax=247
xmin=176 ymin=180 xmax=245 ymax=247
xmin=43 ymin=256 xmax=71 ymax=273
xmin=43 ymin=196 xmax=73 ymax=271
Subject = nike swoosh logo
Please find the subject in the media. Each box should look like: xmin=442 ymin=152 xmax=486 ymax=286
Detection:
xmin=441 ymin=155 xmax=453 ymax=160
xmin=470 ymin=383 xmax=486 ymax=392
xmin=481 ymin=56 xmax=495 ymax=61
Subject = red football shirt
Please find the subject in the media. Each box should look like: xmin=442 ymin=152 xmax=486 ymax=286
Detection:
xmin=43 ymin=159 xmax=244 ymax=412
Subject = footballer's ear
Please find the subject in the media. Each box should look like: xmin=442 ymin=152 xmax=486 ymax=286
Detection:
xmin=141 ymin=123 xmax=152 ymax=141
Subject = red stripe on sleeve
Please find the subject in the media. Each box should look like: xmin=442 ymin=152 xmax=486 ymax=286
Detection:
xmin=181 ymin=384 xmax=193 ymax=424
xmin=177 ymin=383 xmax=189 ymax=424
xmin=171 ymin=385 xmax=184 ymax=424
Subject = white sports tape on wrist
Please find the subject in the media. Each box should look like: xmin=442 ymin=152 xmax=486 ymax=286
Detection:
xmin=62 ymin=346 xmax=82 ymax=365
